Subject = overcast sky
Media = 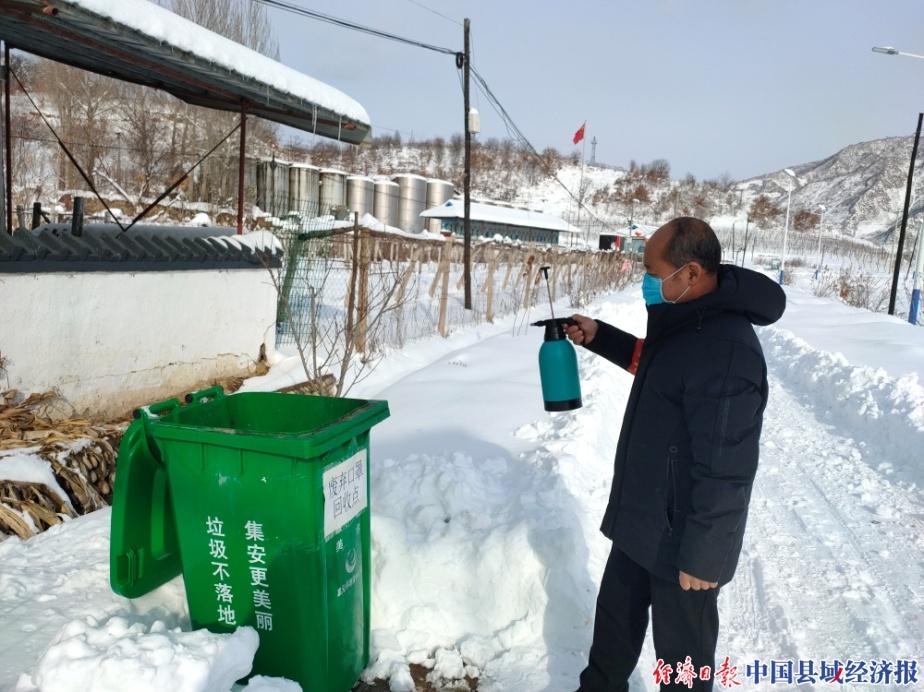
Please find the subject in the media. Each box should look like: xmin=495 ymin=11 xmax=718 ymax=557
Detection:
xmin=265 ymin=0 xmax=924 ymax=180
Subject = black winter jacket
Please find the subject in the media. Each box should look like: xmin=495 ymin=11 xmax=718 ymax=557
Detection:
xmin=584 ymin=265 xmax=786 ymax=586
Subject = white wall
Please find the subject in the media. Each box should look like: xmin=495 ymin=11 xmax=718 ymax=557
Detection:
xmin=0 ymin=268 xmax=277 ymax=420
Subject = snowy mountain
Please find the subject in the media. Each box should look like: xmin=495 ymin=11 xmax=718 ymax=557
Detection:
xmin=734 ymin=135 xmax=924 ymax=240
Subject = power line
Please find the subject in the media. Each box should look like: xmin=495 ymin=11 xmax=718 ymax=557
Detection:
xmin=470 ymin=65 xmax=616 ymax=233
xmin=405 ymin=0 xmax=462 ymax=27
xmin=253 ymin=0 xmax=458 ymax=55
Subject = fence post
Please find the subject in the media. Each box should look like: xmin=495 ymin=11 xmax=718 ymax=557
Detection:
xmin=345 ymin=213 xmax=360 ymax=353
xmin=485 ymin=248 xmax=498 ymax=323
xmin=394 ymin=243 xmax=417 ymax=308
xmin=438 ymin=235 xmax=452 ymax=337
xmin=502 ymin=250 xmax=514 ymax=291
xmin=429 ymin=239 xmax=446 ymax=298
xmin=356 ymin=227 xmax=371 ymax=353
xmin=521 ymin=253 xmax=536 ymax=309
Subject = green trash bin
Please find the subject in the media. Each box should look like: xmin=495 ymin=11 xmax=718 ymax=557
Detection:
xmin=110 ymin=386 xmax=390 ymax=692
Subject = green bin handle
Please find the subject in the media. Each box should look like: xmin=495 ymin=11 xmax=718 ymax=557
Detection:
xmin=184 ymin=385 xmax=225 ymax=405
xmin=133 ymin=397 xmax=181 ymax=420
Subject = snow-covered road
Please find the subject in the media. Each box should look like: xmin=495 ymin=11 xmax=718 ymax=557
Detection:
xmin=1 ymin=282 xmax=922 ymax=691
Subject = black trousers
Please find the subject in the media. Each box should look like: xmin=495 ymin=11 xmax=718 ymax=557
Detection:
xmin=578 ymin=546 xmax=720 ymax=692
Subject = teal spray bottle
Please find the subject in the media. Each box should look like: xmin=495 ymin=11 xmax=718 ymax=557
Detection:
xmin=531 ymin=266 xmax=583 ymax=412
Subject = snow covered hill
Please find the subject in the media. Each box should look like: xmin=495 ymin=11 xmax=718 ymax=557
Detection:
xmin=735 ymin=136 xmax=924 ymax=241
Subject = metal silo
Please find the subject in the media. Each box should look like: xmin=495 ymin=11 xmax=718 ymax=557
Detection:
xmin=256 ymin=160 xmax=272 ymax=212
xmin=373 ymin=178 xmax=400 ymax=228
xmin=394 ymin=173 xmax=428 ymax=233
xmin=287 ymin=164 xmax=320 ymax=216
xmin=244 ymin=159 xmax=258 ymax=205
xmin=319 ymin=168 xmax=347 ymax=215
xmin=270 ymin=161 xmax=289 ymax=216
xmin=345 ymin=176 xmax=374 ymax=220
xmin=425 ymin=178 xmax=455 ymax=233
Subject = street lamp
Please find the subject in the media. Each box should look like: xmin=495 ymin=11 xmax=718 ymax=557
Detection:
xmin=872 ymin=45 xmax=924 ymax=60
xmin=779 ymin=168 xmax=798 ymax=285
xmin=814 ymin=204 xmax=826 ymax=280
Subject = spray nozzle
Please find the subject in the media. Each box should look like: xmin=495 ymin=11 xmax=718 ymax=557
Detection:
xmin=531 ymin=318 xmax=576 ymax=341
xmin=532 ymin=265 xmax=575 ymax=340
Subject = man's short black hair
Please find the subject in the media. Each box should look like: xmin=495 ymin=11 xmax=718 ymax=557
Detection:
xmin=663 ymin=217 xmax=721 ymax=274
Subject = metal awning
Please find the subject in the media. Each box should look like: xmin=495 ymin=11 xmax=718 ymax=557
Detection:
xmin=0 ymin=0 xmax=371 ymax=144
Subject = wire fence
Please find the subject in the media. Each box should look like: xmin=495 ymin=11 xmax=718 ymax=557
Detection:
xmin=265 ymin=203 xmax=642 ymax=395
xmin=713 ymin=224 xmax=922 ymax=322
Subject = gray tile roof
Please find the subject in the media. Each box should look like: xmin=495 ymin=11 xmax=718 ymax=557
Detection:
xmin=0 ymin=225 xmax=282 ymax=272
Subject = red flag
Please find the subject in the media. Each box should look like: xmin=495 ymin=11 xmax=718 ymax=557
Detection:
xmin=572 ymin=121 xmax=586 ymax=145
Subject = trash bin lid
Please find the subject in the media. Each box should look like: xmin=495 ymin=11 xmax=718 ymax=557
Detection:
xmin=110 ymin=414 xmax=182 ymax=598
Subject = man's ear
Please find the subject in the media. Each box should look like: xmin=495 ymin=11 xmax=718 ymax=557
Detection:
xmin=687 ymin=261 xmax=706 ymax=283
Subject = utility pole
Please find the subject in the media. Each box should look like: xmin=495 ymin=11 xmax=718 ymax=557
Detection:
xmin=462 ymin=18 xmax=472 ymax=310
xmin=889 ymin=112 xmax=922 ymax=315
xmin=590 ymin=136 xmax=597 ymax=165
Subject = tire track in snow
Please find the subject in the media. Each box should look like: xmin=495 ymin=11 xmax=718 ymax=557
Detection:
xmin=732 ymin=364 xmax=924 ymax=690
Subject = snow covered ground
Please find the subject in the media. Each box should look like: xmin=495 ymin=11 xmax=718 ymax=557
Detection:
xmin=1 ymin=275 xmax=922 ymax=691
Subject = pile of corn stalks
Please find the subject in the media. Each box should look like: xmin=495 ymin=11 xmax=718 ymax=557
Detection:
xmin=0 ymin=390 xmax=125 ymax=540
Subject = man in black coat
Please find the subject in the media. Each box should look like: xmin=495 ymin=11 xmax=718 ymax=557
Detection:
xmin=566 ymin=217 xmax=786 ymax=691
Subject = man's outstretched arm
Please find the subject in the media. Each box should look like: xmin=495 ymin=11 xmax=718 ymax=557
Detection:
xmin=566 ymin=315 xmax=643 ymax=373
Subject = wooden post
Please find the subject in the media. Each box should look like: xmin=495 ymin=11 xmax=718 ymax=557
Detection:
xmin=356 ymin=227 xmax=370 ymax=353
xmin=548 ymin=252 xmax=557 ymax=302
xmin=429 ymin=240 xmax=447 ymax=298
xmin=394 ymin=245 xmax=417 ymax=308
xmin=485 ymin=248 xmax=498 ymax=323
xmin=502 ymin=252 xmax=514 ymax=291
xmin=345 ymin=213 xmax=360 ymax=352
xmin=437 ymin=235 xmax=452 ymax=337
xmin=31 ymin=202 xmax=41 ymax=229
xmin=462 ymin=18 xmax=473 ymax=310
xmin=521 ymin=254 xmax=535 ymax=309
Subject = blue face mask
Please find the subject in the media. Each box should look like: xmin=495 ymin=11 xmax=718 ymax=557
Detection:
xmin=642 ymin=264 xmax=690 ymax=305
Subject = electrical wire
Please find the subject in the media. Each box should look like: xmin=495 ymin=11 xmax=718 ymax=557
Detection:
xmin=254 ymin=0 xmax=605 ymax=231
xmin=253 ymin=0 xmax=458 ymax=55
xmin=469 ymin=65 xmax=615 ymax=232
xmin=405 ymin=0 xmax=462 ymax=27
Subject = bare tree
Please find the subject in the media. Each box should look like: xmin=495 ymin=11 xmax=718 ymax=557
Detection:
xmin=793 ymin=209 xmax=821 ymax=232
xmin=266 ymin=229 xmax=409 ymax=397
xmin=749 ymin=194 xmax=783 ymax=227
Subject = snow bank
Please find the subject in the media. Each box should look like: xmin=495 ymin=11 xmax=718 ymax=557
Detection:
xmin=14 ymin=618 xmax=258 ymax=692
xmin=762 ymin=326 xmax=924 ymax=485
xmin=357 ymin=291 xmax=646 ymax=690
